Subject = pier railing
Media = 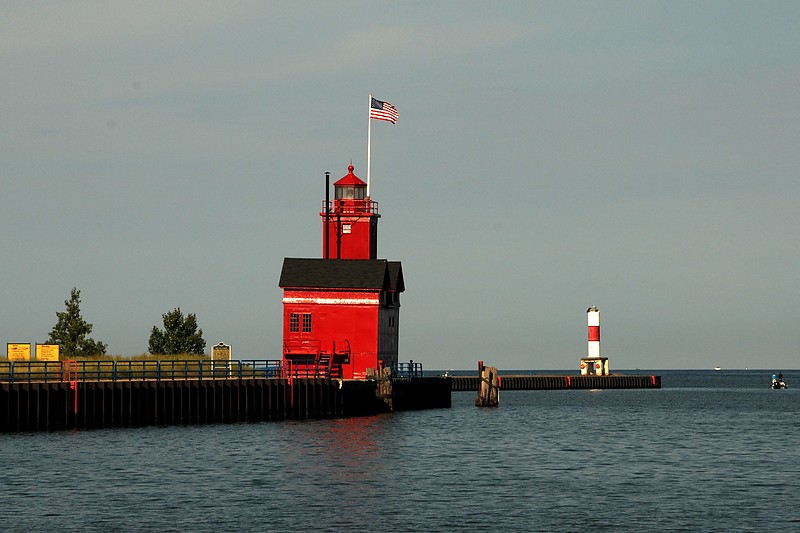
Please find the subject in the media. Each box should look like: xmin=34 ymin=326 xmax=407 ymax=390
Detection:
xmin=1 ymin=359 xmax=429 ymax=384
xmin=393 ymin=362 xmax=424 ymax=378
xmin=0 ymin=360 xmax=282 ymax=384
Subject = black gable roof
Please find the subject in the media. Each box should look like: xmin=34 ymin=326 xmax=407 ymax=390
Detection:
xmin=387 ymin=261 xmax=404 ymax=292
xmin=279 ymin=258 xmax=404 ymax=291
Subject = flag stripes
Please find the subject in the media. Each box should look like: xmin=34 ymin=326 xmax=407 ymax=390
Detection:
xmin=369 ymin=97 xmax=399 ymax=124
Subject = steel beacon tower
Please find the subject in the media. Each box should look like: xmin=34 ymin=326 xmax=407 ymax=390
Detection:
xmin=580 ymin=306 xmax=609 ymax=376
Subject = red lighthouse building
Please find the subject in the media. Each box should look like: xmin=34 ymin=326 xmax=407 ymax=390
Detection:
xmin=278 ymin=165 xmax=404 ymax=379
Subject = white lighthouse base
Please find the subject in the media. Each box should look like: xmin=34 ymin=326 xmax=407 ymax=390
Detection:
xmin=580 ymin=357 xmax=609 ymax=376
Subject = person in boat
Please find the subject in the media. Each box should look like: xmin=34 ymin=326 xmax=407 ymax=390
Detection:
xmin=778 ymin=372 xmax=783 ymax=381
xmin=772 ymin=374 xmax=778 ymax=387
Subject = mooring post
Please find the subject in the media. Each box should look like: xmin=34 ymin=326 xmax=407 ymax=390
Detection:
xmin=475 ymin=362 xmax=499 ymax=407
xmin=374 ymin=366 xmax=393 ymax=410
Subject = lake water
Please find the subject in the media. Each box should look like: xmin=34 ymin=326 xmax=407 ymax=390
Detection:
xmin=1 ymin=370 xmax=798 ymax=532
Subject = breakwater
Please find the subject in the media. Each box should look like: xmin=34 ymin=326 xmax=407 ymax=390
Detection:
xmin=0 ymin=360 xmax=660 ymax=432
xmin=0 ymin=377 xmax=452 ymax=432
xmin=448 ymin=374 xmax=661 ymax=391
xmin=0 ymin=360 xmax=451 ymax=432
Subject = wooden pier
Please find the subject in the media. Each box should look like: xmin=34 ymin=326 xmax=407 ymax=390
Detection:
xmin=449 ymin=374 xmax=660 ymax=392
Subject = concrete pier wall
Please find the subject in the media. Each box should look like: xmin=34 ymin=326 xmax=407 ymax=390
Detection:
xmin=0 ymin=376 xmax=452 ymax=433
xmin=391 ymin=377 xmax=451 ymax=411
xmin=448 ymin=374 xmax=660 ymax=392
xmin=1 ymin=374 xmax=656 ymax=432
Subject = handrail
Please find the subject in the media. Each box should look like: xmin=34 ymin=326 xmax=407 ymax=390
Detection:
xmin=0 ymin=359 xmax=419 ymax=383
xmin=0 ymin=359 xmax=283 ymax=384
xmin=393 ymin=361 xmax=424 ymax=378
xmin=284 ymin=359 xmax=328 ymax=379
xmin=321 ymin=199 xmax=379 ymax=215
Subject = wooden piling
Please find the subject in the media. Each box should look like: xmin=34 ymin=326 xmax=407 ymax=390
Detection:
xmin=475 ymin=363 xmax=500 ymax=407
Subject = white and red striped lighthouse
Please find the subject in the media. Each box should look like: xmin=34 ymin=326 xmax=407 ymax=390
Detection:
xmin=580 ymin=305 xmax=609 ymax=376
xmin=587 ymin=305 xmax=600 ymax=358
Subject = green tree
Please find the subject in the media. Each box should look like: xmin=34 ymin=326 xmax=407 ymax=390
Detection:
xmin=46 ymin=287 xmax=108 ymax=358
xmin=148 ymin=307 xmax=206 ymax=355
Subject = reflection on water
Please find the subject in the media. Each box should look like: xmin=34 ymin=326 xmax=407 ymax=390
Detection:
xmin=274 ymin=414 xmax=392 ymax=505
xmin=323 ymin=414 xmax=389 ymax=469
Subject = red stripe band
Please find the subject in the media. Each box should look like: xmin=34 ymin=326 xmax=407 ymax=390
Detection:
xmin=588 ymin=326 xmax=600 ymax=342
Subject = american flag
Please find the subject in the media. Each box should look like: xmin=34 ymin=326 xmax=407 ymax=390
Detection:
xmin=369 ymin=97 xmax=399 ymax=124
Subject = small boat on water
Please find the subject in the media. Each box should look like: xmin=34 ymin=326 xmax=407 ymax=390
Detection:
xmin=771 ymin=374 xmax=787 ymax=389
xmin=714 ymin=366 xmax=721 ymax=371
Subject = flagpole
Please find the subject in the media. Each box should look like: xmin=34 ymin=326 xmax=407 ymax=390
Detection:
xmin=367 ymin=93 xmax=372 ymax=197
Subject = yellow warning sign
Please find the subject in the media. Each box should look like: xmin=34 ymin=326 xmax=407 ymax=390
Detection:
xmin=7 ymin=343 xmax=31 ymax=361
xmin=36 ymin=344 xmax=60 ymax=361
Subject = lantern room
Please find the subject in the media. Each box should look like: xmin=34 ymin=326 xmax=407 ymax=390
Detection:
xmin=334 ymin=165 xmax=367 ymax=200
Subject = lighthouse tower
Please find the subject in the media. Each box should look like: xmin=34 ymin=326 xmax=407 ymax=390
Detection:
xmin=322 ymin=164 xmax=379 ymax=260
xmin=580 ymin=306 xmax=610 ymax=376
xmin=279 ymin=165 xmax=404 ymax=379
xmin=587 ymin=305 xmax=600 ymax=359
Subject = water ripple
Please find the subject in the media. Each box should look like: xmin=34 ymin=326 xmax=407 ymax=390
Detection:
xmin=1 ymin=373 xmax=798 ymax=531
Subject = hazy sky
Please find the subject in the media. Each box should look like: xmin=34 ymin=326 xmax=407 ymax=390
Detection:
xmin=2 ymin=1 xmax=798 ymax=370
